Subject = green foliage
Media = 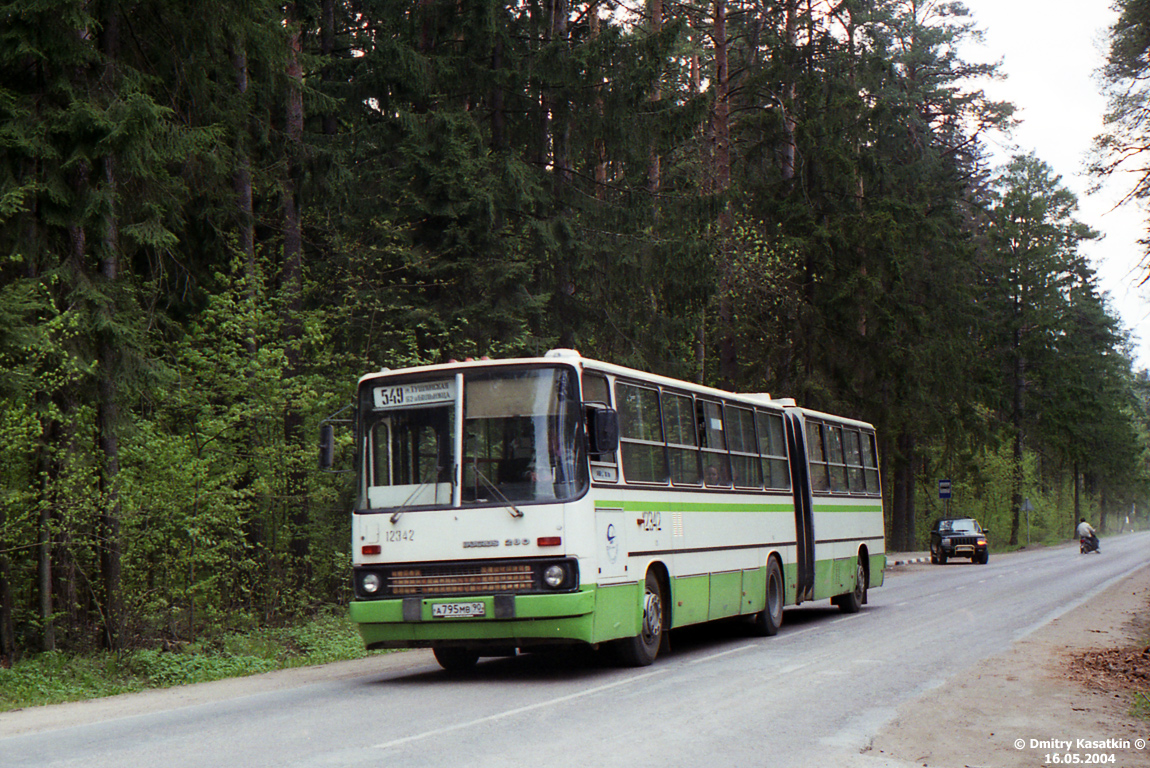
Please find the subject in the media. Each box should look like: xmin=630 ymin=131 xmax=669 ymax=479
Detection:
xmin=127 ymin=648 xmax=276 ymax=687
xmin=0 ymin=0 xmax=1147 ymax=669
xmin=1133 ymin=692 xmax=1150 ymax=720
xmin=1094 ymin=0 xmax=1150 ymax=271
xmin=0 ymin=651 xmax=146 ymax=710
xmin=913 ymin=440 xmax=1085 ymax=550
xmin=0 ymin=611 xmax=375 ymax=710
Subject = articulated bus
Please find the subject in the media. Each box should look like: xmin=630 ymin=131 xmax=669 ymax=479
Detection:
xmin=330 ymin=349 xmax=885 ymax=670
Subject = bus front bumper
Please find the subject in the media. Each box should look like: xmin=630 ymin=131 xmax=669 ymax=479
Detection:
xmin=348 ymin=586 xmax=620 ymax=649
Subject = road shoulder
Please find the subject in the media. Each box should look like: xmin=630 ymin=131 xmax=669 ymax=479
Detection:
xmin=860 ymin=562 xmax=1150 ymax=767
xmin=0 ymin=649 xmax=432 ymax=738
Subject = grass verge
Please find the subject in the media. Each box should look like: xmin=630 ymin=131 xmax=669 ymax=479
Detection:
xmin=0 ymin=611 xmax=385 ymax=712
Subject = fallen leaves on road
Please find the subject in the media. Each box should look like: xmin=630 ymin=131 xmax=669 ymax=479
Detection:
xmin=1066 ymin=645 xmax=1150 ymax=693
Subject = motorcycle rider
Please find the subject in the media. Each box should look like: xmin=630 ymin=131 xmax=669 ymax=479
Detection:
xmin=1077 ymin=517 xmax=1100 ymax=553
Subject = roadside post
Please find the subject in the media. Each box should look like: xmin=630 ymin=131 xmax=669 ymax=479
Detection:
xmin=938 ymin=479 xmax=952 ymax=518
xmin=1021 ymin=498 xmax=1034 ymax=546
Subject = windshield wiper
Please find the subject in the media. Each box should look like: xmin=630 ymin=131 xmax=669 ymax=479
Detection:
xmin=473 ymin=466 xmax=524 ymax=518
xmin=389 ymin=472 xmax=441 ymax=523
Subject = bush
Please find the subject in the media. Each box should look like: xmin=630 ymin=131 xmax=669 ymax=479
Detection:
xmin=0 ymin=611 xmax=381 ymax=712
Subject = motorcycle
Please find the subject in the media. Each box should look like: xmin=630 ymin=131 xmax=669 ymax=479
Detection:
xmin=1080 ymin=535 xmax=1101 ymax=554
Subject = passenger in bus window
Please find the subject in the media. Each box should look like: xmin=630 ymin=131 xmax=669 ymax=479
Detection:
xmin=704 ymin=462 xmax=732 ymax=487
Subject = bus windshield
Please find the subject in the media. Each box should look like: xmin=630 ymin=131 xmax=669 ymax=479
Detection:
xmin=357 ymin=366 xmax=587 ymax=511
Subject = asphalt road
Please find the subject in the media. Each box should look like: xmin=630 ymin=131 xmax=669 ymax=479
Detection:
xmin=4 ymin=532 xmax=1149 ymax=768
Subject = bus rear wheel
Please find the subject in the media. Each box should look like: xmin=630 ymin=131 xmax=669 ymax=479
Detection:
xmin=834 ymin=560 xmax=867 ymax=614
xmin=750 ymin=558 xmax=784 ymax=637
xmin=614 ymin=570 xmax=664 ymax=666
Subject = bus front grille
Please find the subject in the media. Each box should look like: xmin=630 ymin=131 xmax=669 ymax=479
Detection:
xmin=390 ymin=564 xmax=535 ymax=595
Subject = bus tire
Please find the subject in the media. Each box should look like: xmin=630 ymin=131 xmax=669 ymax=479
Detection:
xmin=614 ymin=570 xmax=664 ymax=666
xmin=433 ymin=646 xmax=480 ymax=672
xmin=836 ymin=560 xmax=867 ymax=614
xmin=750 ymin=557 xmax=784 ymax=637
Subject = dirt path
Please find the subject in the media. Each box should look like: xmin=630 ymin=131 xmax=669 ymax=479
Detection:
xmin=860 ymin=562 xmax=1150 ymax=767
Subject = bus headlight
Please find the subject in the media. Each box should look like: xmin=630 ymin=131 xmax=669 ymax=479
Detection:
xmin=543 ymin=565 xmax=566 ymax=589
xmin=361 ymin=572 xmax=382 ymax=595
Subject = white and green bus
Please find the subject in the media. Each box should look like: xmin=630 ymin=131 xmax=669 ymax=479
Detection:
xmin=331 ymin=349 xmax=885 ymax=670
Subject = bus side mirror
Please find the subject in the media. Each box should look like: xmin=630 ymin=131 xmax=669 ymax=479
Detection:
xmin=319 ymin=423 xmax=335 ymax=469
xmin=586 ymin=406 xmax=619 ymax=454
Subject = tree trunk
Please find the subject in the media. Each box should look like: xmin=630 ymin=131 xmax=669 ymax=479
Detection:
xmin=712 ymin=0 xmax=737 ymax=389
xmin=96 ymin=3 xmax=124 ymax=652
xmin=889 ymin=431 xmax=917 ymax=551
xmin=646 ymin=0 xmax=662 ymax=195
xmin=231 ymin=44 xmax=256 ymax=289
xmin=780 ymin=0 xmax=798 ymax=184
xmin=35 ymin=393 xmax=57 ymax=652
xmin=1067 ymin=459 xmax=1076 ymax=531
xmin=321 ymin=0 xmax=337 ymax=137
xmin=1009 ymin=323 xmax=1024 ymax=546
xmin=0 ymin=534 xmax=14 ymax=660
xmin=283 ymin=6 xmax=310 ymax=580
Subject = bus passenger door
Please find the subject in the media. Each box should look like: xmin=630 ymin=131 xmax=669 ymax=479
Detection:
xmin=784 ymin=412 xmax=815 ymax=603
xmin=595 ymin=507 xmax=627 ymax=581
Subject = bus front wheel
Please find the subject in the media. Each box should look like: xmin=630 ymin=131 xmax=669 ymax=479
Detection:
xmin=750 ymin=558 xmax=784 ymax=637
xmin=433 ymin=646 xmax=480 ymax=672
xmin=614 ymin=570 xmax=664 ymax=667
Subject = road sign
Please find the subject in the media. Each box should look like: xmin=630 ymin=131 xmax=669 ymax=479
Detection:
xmin=938 ymin=479 xmax=952 ymax=499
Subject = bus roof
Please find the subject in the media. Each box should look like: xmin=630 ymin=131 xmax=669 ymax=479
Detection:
xmin=358 ymin=349 xmax=874 ymax=428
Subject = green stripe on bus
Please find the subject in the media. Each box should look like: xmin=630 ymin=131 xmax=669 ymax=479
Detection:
xmin=811 ymin=504 xmax=883 ymax=513
xmin=598 ymin=499 xmax=794 ymax=513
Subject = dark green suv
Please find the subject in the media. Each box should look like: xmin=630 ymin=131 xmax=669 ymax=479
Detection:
xmin=930 ymin=518 xmax=989 ymax=564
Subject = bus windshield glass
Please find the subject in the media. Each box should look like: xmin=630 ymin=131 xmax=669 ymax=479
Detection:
xmin=358 ymin=366 xmax=587 ymax=511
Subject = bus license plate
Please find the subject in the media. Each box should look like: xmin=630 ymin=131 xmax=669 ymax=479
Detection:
xmin=432 ymin=602 xmax=485 ymax=618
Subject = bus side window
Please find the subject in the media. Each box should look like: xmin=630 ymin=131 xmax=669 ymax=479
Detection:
xmin=698 ymin=400 xmax=731 ymax=487
xmin=757 ymin=411 xmax=790 ymax=490
xmin=843 ymin=429 xmax=865 ymax=492
xmin=663 ymin=392 xmax=701 ymax=485
xmin=727 ymin=405 xmax=763 ymax=488
xmin=617 ymin=382 xmax=669 ymax=484
xmin=825 ymin=425 xmax=847 ymax=492
xmin=807 ymin=421 xmax=830 ymax=492
xmin=583 ymin=373 xmax=617 ymax=468
xmin=861 ymin=431 xmax=880 ymax=493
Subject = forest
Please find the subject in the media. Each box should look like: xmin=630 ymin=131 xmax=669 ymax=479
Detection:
xmin=1 ymin=0 xmax=1148 ymax=661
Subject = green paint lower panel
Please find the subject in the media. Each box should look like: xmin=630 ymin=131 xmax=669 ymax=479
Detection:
xmin=670 ymin=566 xmax=771 ymax=628
xmin=350 ymin=584 xmax=643 ymax=649
xmin=671 ymin=574 xmax=709 ymax=627
xmin=741 ymin=567 xmax=766 ymax=614
xmin=709 ymin=571 xmax=743 ymax=620
xmin=349 ymin=552 xmax=888 ymax=651
xmin=869 ymin=553 xmax=887 ymax=587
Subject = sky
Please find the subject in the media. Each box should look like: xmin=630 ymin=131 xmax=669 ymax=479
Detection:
xmin=955 ymin=0 xmax=1150 ymax=370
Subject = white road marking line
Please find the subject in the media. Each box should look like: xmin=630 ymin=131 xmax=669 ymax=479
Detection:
xmin=372 ymin=668 xmax=668 ymax=749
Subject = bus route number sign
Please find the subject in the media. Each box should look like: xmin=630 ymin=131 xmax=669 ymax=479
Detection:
xmin=373 ymin=380 xmax=455 ymax=410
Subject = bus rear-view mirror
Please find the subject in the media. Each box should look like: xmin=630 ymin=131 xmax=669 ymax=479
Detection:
xmin=319 ymin=423 xmax=335 ymax=469
xmin=586 ymin=406 xmax=619 ymax=454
